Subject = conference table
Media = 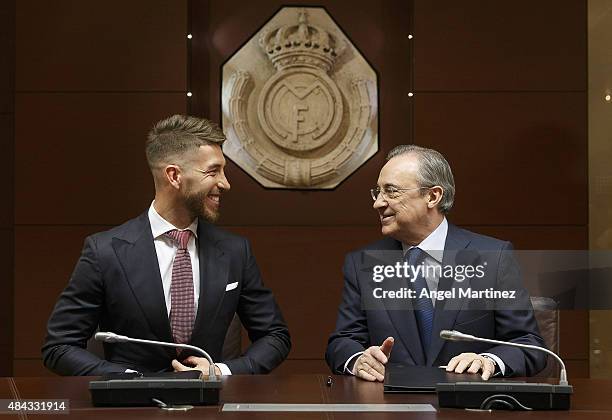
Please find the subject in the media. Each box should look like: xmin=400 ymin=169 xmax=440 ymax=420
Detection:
xmin=1 ymin=375 xmax=611 ymax=418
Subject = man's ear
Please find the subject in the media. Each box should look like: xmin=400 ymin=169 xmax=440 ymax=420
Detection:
xmin=427 ymin=186 xmax=444 ymax=209
xmin=164 ymin=165 xmax=182 ymax=190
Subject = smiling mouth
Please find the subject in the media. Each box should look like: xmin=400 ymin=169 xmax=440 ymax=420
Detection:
xmin=380 ymin=214 xmax=395 ymax=223
xmin=206 ymin=194 xmax=220 ymax=205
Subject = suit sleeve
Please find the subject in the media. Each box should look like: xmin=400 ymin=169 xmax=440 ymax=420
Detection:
xmin=223 ymin=238 xmax=291 ymax=374
xmin=41 ymin=236 xmax=127 ymax=376
xmin=325 ymin=252 xmax=371 ymax=374
xmin=486 ymin=242 xmax=547 ymax=377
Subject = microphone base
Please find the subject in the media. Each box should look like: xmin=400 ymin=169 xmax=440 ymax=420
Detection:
xmin=437 ymin=382 xmax=572 ymax=410
xmin=89 ymin=372 xmax=222 ymax=406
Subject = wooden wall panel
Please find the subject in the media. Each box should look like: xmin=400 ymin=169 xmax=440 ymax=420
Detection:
xmin=0 ymin=0 xmax=14 ymax=377
xmin=414 ymin=92 xmax=587 ymax=226
xmin=0 ymin=230 xmax=13 ymax=376
xmin=14 ymin=226 xmax=107 ymax=359
xmin=0 ymin=114 xmax=13 ymax=228
xmin=13 ymin=360 xmax=55 ymax=378
xmin=560 ymin=310 xmax=590 ymax=360
xmin=414 ymin=0 xmax=586 ymax=91
xmin=565 ymin=360 xmax=589 ymax=378
xmin=226 ymin=227 xmax=381 ymax=359
xmin=467 ymin=226 xmax=588 ymax=250
xmin=14 ymin=93 xmax=186 ymax=225
xmin=0 ymin=0 xmax=14 ymax=114
xmin=16 ymin=0 xmax=187 ymax=91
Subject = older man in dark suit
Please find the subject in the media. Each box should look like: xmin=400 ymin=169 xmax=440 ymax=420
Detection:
xmin=326 ymin=145 xmax=545 ymax=381
xmin=43 ymin=115 xmax=290 ymax=376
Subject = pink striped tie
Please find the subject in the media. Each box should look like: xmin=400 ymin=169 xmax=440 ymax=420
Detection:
xmin=165 ymin=229 xmax=195 ymax=345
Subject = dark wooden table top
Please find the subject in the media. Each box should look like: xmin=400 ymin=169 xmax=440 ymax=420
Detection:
xmin=1 ymin=375 xmax=611 ymax=418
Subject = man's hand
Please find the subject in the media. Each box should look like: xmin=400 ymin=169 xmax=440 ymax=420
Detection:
xmin=172 ymin=356 xmax=222 ymax=376
xmin=352 ymin=337 xmax=394 ymax=382
xmin=446 ymin=353 xmax=495 ymax=380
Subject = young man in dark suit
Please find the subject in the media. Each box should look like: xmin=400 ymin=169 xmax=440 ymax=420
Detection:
xmin=326 ymin=145 xmax=545 ymax=381
xmin=43 ymin=115 xmax=291 ymax=376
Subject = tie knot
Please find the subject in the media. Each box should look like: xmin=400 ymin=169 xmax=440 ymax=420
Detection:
xmin=165 ymin=229 xmax=192 ymax=250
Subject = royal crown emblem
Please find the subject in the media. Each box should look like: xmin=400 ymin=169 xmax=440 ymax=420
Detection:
xmin=222 ymin=7 xmax=378 ymax=188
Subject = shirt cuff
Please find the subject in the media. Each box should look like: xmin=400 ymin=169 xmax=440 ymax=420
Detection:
xmin=216 ymin=363 xmax=232 ymax=376
xmin=480 ymin=352 xmax=506 ymax=376
xmin=343 ymin=352 xmax=364 ymax=375
xmin=125 ymin=369 xmax=139 ymax=374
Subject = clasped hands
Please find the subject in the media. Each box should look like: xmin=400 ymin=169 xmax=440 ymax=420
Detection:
xmin=172 ymin=356 xmax=222 ymax=376
xmin=352 ymin=336 xmax=496 ymax=382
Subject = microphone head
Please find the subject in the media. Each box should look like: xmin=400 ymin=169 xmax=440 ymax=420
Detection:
xmin=440 ymin=330 xmax=474 ymax=342
xmin=94 ymin=332 xmax=126 ymax=343
xmin=439 ymin=330 xmax=455 ymax=340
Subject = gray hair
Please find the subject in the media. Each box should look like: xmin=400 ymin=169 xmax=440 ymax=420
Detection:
xmin=146 ymin=114 xmax=226 ymax=168
xmin=386 ymin=145 xmax=455 ymax=214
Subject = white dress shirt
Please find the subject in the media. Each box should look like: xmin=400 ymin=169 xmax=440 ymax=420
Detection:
xmin=344 ymin=218 xmax=505 ymax=376
xmin=146 ymin=202 xmax=231 ymax=375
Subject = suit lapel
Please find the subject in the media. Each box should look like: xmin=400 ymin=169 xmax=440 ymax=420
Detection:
xmin=375 ymin=239 xmax=426 ymax=365
xmin=426 ymin=224 xmax=472 ymax=364
xmin=111 ymin=213 xmax=173 ymax=343
xmin=190 ymin=221 xmax=230 ymax=345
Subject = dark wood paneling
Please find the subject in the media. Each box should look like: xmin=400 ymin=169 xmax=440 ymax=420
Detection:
xmin=0 ymin=0 xmax=14 ymax=378
xmin=16 ymin=0 xmax=187 ymax=91
xmin=566 ymin=359 xmax=589 ymax=378
xmin=15 ymin=93 xmax=186 ymax=225
xmin=14 ymin=226 xmax=108 ymax=358
xmin=465 ymin=226 xmax=588 ymax=250
xmin=226 ymin=227 xmax=381 ymax=359
xmin=415 ymin=92 xmax=587 ymax=226
xmin=0 ymin=0 xmax=14 ymax=114
xmin=560 ymin=310 xmax=589 ymax=360
xmin=414 ymin=0 xmax=586 ymax=91
xmin=14 ymin=359 xmax=55 ymax=377
xmin=0 ymin=114 xmax=13 ymax=229
xmin=0 ymin=229 xmax=13 ymax=376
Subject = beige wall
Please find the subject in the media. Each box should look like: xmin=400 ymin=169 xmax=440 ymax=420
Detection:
xmin=589 ymin=0 xmax=612 ymax=379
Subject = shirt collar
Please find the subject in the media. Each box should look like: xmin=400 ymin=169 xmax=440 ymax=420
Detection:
xmin=402 ymin=217 xmax=448 ymax=263
xmin=148 ymin=201 xmax=198 ymax=239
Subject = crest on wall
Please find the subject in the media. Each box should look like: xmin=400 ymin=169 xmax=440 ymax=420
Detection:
xmin=222 ymin=7 xmax=378 ymax=189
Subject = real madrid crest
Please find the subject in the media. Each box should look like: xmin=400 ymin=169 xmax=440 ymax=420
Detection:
xmin=222 ymin=7 xmax=378 ymax=189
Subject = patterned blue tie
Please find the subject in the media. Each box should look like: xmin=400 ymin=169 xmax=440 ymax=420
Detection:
xmin=406 ymin=247 xmax=435 ymax=354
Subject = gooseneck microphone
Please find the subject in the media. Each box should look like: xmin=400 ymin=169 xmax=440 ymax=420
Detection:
xmin=439 ymin=329 xmax=567 ymax=386
xmin=94 ymin=332 xmax=217 ymax=380
xmin=437 ymin=329 xmax=572 ymax=410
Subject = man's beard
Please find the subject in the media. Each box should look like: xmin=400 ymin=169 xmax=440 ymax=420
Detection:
xmin=185 ymin=190 xmax=220 ymax=223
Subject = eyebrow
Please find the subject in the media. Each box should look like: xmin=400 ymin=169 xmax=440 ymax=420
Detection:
xmin=204 ymin=163 xmax=224 ymax=171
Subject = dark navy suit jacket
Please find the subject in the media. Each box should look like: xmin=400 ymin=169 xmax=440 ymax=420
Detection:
xmin=326 ymin=223 xmax=546 ymax=377
xmin=43 ymin=212 xmax=291 ymax=375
